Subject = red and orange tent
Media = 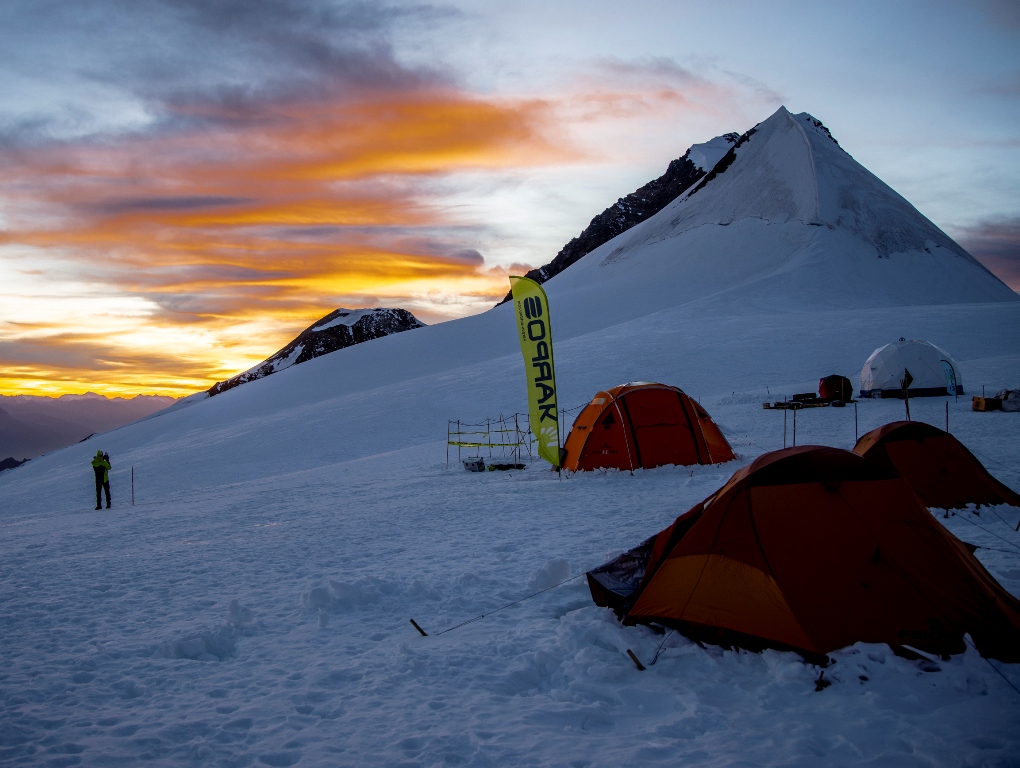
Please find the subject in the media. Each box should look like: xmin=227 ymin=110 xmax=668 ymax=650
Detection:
xmin=853 ymin=421 xmax=1020 ymax=510
xmin=588 ymin=446 xmax=1020 ymax=662
xmin=562 ymin=383 xmax=734 ymax=472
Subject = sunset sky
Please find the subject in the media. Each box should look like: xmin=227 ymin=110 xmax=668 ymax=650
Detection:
xmin=1 ymin=0 xmax=1018 ymax=397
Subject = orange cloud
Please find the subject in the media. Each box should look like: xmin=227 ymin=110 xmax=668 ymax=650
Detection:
xmin=0 ymin=72 xmax=743 ymax=397
xmin=0 ymin=90 xmax=569 ymax=395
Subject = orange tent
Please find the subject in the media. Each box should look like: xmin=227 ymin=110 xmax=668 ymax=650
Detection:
xmin=562 ymin=383 xmax=734 ymax=472
xmin=854 ymin=421 xmax=1020 ymax=510
xmin=587 ymin=446 xmax=1020 ymax=662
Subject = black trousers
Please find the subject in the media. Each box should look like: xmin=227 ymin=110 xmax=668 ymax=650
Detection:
xmin=94 ymin=472 xmax=111 ymax=507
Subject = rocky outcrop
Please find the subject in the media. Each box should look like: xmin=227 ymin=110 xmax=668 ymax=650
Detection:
xmin=497 ymin=134 xmax=738 ymax=304
xmin=208 ymin=308 xmax=425 ymax=396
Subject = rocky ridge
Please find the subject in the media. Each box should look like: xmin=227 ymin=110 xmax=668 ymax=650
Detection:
xmin=498 ymin=133 xmax=738 ymax=303
xmin=208 ymin=308 xmax=425 ymax=396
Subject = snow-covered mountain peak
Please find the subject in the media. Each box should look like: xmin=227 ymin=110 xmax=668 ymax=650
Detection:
xmin=539 ymin=107 xmax=1016 ymax=318
xmin=686 ymin=132 xmax=740 ymax=172
xmin=602 ymin=103 xmax=997 ymax=261
xmin=791 ymin=110 xmax=845 ymax=151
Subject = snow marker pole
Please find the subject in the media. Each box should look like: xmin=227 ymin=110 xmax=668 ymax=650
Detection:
xmin=626 ymin=649 xmax=646 ymax=671
xmin=131 ymin=466 xmax=135 ymax=506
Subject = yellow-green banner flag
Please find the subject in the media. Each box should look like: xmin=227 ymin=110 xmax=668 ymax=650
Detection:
xmin=509 ymin=276 xmax=560 ymax=467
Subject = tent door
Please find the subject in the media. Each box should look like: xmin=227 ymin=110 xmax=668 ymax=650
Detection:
xmin=623 ymin=390 xmax=700 ymax=468
xmin=940 ymin=360 xmax=957 ymax=397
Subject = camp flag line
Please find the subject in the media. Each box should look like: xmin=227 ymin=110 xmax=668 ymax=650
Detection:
xmin=509 ymin=276 xmax=561 ymax=468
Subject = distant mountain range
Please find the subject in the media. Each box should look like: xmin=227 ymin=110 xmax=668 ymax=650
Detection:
xmin=208 ymin=308 xmax=425 ymax=396
xmin=0 ymin=393 xmax=177 ymax=461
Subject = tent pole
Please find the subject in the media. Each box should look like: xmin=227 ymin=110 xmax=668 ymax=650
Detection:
xmin=783 ymin=398 xmax=787 ymax=449
xmin=560 ymin=406 xmax=566 ymax=466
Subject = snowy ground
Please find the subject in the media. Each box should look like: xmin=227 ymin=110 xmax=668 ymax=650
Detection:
xmin=2 ymin=298 xmax=1020 ymax=766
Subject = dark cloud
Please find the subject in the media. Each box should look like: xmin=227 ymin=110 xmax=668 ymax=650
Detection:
xmin=90 ymin=195 xmax=252 ymax=214
xmin=596 ymin=56 xmax=706 ymax=86
xmin=0 ymin=334 xmax=218 ymax=375
xmin=978 ymin=0 xmax=1020 ymax=29
xmin=953 ymin=216 xmax=1020 ymax=291
xmin=447 ymin=248 xmax=484 ymax=265
xmin=0 ymin=0 xmax=458 ymax=143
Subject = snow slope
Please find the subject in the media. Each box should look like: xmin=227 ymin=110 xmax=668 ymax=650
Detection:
xmin=1 ymin=108 xmax=1019 ymax=767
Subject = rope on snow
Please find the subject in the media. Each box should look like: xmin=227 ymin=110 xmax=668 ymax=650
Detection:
xmin=410 ymin=572 xmax=585 ymax=637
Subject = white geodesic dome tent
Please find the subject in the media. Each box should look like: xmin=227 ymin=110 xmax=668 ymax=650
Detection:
xmin=860 ymin=339 xmax=962 ymax=398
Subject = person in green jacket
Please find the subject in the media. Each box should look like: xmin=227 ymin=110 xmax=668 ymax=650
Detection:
xmin=91 ymin=450 xmax=111 ymax=510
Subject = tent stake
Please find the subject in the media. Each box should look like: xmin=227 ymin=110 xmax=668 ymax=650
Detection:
xmin=626 ymin=649 xmax=646 ymax=671
xmin=409 ymin=618 xmax=428 ymax=636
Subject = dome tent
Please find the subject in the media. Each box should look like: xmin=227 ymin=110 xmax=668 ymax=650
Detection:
xmin=853 ymin=421 xmax=1020 ymax=510
xmin=562 ymin=383 xmax=734 ymax=472
xmin=587 ymin=446 xmax=1020 ymax=663
xmin=860 ymin=339 xmax=962 ymax=398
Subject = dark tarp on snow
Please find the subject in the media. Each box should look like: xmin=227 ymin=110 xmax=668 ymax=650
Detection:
xmin=818 ymin=374 xmax=853 ymax=401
